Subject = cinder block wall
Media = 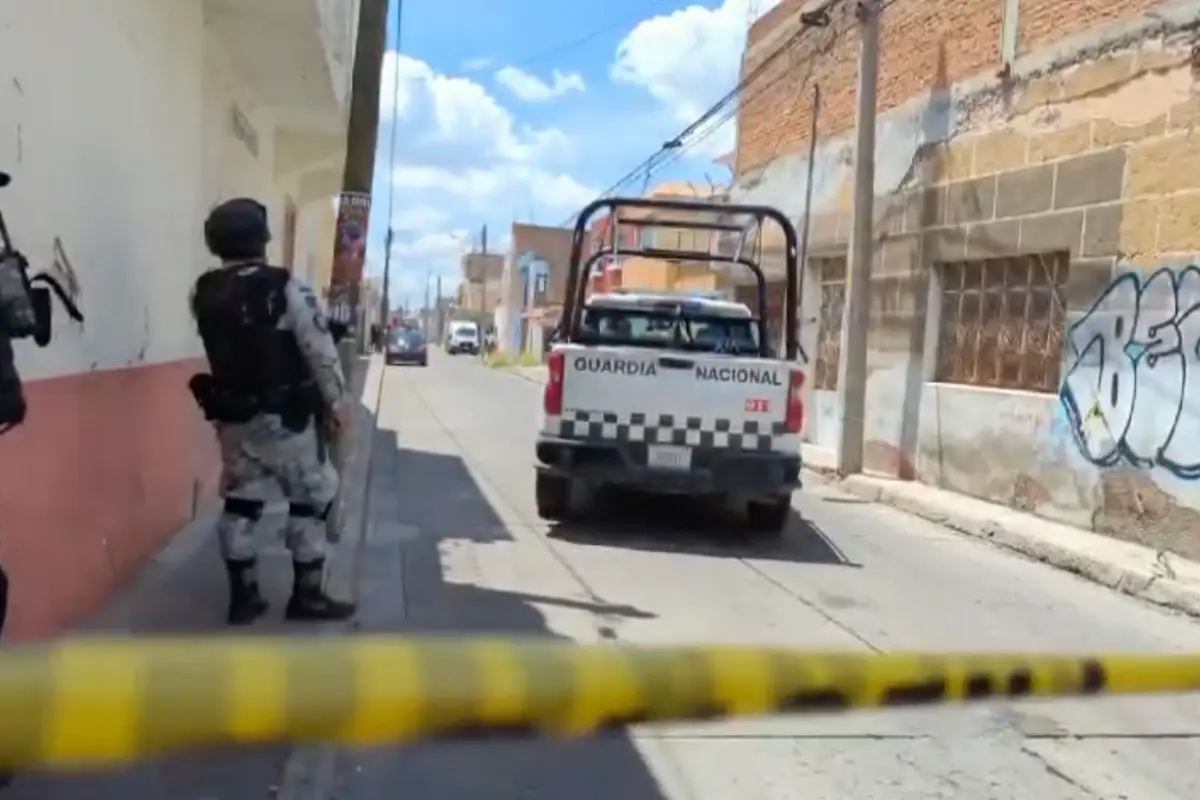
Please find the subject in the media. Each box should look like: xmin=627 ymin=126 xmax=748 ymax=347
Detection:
xmin=734 ymin=0 xmax=1200 ymax=559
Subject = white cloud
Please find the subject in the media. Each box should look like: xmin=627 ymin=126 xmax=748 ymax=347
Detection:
xmin=391 ymin=230 xmax=471 ymax=261
xmin=373 ymin=50 xmax=600 ymax=306
xmin=495 ymin=66 xmax=586 ymax=102
xmin=391 ymin=205 xmax=450 ymax=232
xmin=461 ymin=57 xmax=493 ymax=72
xmin=379 ymin=51 xmax=570 ymax=163
xmin=393 ymin=164 xmax=596 ymax=212
xmin=610 ymin=0 xmax=781 ymax=156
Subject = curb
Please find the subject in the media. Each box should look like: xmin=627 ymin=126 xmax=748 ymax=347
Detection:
xmin=806 ymin=467 xmax=1200 ymax=618
xmin=278 ymin=354 xmax=384 ymax=800
xmin=325 ymin=355 xmax=385 ymax=604
xmin=501 ymin=366 xmax=547 ymax=385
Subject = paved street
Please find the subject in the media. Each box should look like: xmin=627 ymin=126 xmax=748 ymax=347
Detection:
xmin=7 ymin=352 xmax=1200 ymax=799
xmin=336 ymin=354 xmax=1200 ymax=799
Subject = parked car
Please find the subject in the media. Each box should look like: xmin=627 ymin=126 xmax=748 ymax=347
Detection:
xmin=385 ymin=328 xmax=428 ymax=366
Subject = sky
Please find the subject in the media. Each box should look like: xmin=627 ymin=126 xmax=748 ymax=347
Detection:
xmin=362 ymin=0 xmax=782 ymax=310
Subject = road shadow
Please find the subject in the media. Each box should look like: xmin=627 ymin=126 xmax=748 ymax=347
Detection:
xmin=547 ymin=490 xmax=860 ymax=567
xmin=338 ymin=431 xmax=671 ymax=800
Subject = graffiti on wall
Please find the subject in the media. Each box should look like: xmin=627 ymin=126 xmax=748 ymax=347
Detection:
xmin=1059 ymin=266 xmax=1200 ymax=478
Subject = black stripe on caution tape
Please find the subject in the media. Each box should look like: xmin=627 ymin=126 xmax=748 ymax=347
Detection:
xmin=0 ymin=637 xmax=1193 ymax=770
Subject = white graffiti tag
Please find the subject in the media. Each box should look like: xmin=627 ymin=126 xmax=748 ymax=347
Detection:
xmin=1059 ymin=266 xmax=1200 ymax=477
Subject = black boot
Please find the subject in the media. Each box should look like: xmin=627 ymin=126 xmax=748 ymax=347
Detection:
xmin=226 ymin=559 xmax=269 ymax=626
xmin=285 ymin=559 xmax=356 ymax=621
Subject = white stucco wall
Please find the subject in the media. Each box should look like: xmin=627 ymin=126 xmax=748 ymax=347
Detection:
xmin=0 ymin=0 xmax=339 ymax=382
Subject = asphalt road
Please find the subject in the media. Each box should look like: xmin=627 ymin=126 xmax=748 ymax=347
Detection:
xmin=335 ymin=353 xmax=1200 ymax=799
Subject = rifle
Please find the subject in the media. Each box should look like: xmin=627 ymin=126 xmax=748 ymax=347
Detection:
xmin=0 ymin=171 xmax=85 ymax=435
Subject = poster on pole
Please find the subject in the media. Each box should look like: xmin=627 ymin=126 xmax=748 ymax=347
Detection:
xmin=331 ymin=191 xmax=371 ymax=287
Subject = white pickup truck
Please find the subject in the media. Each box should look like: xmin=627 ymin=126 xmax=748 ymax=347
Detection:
xmin=535 ymin=291 xmax=804 ymax=533
xmin=534 ymin=196 xmax=806 ymax=535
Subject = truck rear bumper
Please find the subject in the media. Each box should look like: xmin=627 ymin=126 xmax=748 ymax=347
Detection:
xmin=535 ymin=436 xmax=801 ymax=496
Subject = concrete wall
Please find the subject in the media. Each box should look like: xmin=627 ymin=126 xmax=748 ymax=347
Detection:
xmin=308 ymin=198 xmax=338 ymax=292
xmin=0 ymin=0 xmax=345 ymax=637
xmin=735 ymin=0 xmax=1200 ymax=560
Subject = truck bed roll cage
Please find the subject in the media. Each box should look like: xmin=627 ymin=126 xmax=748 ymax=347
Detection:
xmin=559 ymin=197 xmax=800 ymax=360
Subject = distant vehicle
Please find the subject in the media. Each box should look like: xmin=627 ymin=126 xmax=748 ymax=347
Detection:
xmin=385 ymin=327 xmax=427 ymax=367
xmin=446 ymin=320 xmax=481 ymax=355
xmin=534 ymin=196 xmax=805 ymax=535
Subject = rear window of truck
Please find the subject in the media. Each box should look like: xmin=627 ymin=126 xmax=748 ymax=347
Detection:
xmin=578 ymin=307 xmax=759 ymax=354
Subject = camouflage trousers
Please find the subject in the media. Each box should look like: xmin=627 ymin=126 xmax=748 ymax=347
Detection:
xmin=215 ymin=415 xmax=338 ymax=563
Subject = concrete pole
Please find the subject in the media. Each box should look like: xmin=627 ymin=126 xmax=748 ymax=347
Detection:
xmin=327 ymin=0 xmax=387 ymax=544
xmin=422 ymin=270 xmax=431 ymax=337
xmin=835 ymin=0 xmax=881 ymax=476
xmin=338 ymin=0 xmax=387 ymax=353
xmin=435 ymin=273 xmax=443 ymax=341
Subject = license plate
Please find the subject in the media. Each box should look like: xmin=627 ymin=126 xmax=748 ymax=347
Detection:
xmin=647 ymin=444 xmax=691 ymax=470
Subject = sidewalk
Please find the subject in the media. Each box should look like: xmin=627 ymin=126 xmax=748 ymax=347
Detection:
xmin=505 ymin=365 xmax=547 ymax=384
xmin=1 ymin=355 xmax=385 ymax=798
xmin=499 ymin=363 xmax=1200 ymax=616
xmin=801 ymin=447 xmax=1200 ymax=618
xmin=89 ymin=354 xmax=384 ymax=632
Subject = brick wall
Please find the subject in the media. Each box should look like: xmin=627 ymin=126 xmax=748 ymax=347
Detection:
xmin=735 ymin=0 xmax=1200 ymax=557
xmin=736 ymin=0 xmax=1162 ymax=175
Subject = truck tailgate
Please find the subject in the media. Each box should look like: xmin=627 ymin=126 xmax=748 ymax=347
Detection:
xmin=555 ymin=344 xmax=797 ymax=450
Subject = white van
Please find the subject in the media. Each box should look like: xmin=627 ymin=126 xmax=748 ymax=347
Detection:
xmin=446 ymin=320 xmax=481 ymax=355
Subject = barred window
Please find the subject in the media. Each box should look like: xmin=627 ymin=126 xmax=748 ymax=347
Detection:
xmin=813 ymin=256 xmax=846 ymax=391
xmin=935 ymin=252 xmax=1067 ymax=393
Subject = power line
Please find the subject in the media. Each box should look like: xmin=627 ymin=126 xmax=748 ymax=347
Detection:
xmin=500 ymin=0 xmax=677 ymax=73
xmin=380 ymin=0 xmax=405 ymax=323
xmin=397 ymin=0 xmax=677 ymax=83
xmin=558 ymin=1 xmax=846 ymax=227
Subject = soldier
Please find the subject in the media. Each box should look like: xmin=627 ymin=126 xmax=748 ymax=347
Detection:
xmin=189 ymin=197 xmax=356 ymax=625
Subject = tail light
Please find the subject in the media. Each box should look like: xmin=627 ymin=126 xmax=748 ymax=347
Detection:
xmin=544 ymin=350 xmax=565 ymax=415
xmin=784 ymin=369 xmax=806 ymax=433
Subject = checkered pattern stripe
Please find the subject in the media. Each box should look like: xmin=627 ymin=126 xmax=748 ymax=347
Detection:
xmin=552 ymin=410 xmax=788 ymax=452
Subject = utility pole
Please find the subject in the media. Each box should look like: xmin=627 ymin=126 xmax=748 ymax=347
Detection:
xmin=329 ymin=0 xmax=388 ymax=345
xmin=435 ymin=273 xmax=443 ymax=341
xmin=325 ymin=0 xmax=387 ymax=546
xmin=835 ymin=0 xmax=881 ymax=476
xmin=381 ymin=228 xmax=393 ymax=330
xmin=480 ymin=224 xmax=489 ymax=335
xmin=422 ymin=270 xmax=432 ymax=337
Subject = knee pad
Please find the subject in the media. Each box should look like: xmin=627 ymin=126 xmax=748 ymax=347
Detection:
xmin=289 ymin=500 xmax=333 ymax=521
xmin=224 ymin=497 xmax=265 ymax=520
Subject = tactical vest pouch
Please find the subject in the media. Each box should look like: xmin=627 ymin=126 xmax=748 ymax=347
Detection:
xmin=270 ymin=383 xmax=321 ymax=433
xmin=0 ymin=333 xmax=26 ymax=431
xmin=0 ymin=252 xmax=36 ymax=339
xmin=188 ymin=373 xmax=258 ymax=424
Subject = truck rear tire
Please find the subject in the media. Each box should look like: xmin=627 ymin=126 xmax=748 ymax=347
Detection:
xmin=746 ymin=496 xmax=790 ymax=535
xmin=536 ymin=474 xmax=571 ymax=520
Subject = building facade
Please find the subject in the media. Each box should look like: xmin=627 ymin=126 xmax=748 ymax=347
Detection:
xmin=585 ymin=213 xmax=637 ymax=295
xmin=0 ymin=0 xmax=359 ymax=637
xmin=496 ymin=223 xmax=574 ymax=354
xmin=459 ymin=251 xmax=505 ymax=321
xmin=735 ymin=0 xmax=1200 ymax=557
xmin=619 ymin=181 xmax=729 ymax=294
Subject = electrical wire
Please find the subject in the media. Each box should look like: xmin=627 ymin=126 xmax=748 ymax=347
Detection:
xmin=655 ymin=4 xmax=855 ymax=185
xmin=398 ymin=0 xmax=679 ymax=83
xmin=498 ymin=0 xmax=677 ymax=73
xmin=558 ymin=0 xmax=849 ymax=226
xmin=379 ymin=0 xmax=405 ymax=323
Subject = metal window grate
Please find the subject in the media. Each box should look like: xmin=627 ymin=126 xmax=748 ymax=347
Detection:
xmin=935 ymin=252 xmax=1068 ymax=393
xmin=814 ymin=256 xmax=847 ymax=391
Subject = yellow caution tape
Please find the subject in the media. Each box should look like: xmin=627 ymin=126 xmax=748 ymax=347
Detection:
xmin=0 ymin=635 xmax=1198 ymax=769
